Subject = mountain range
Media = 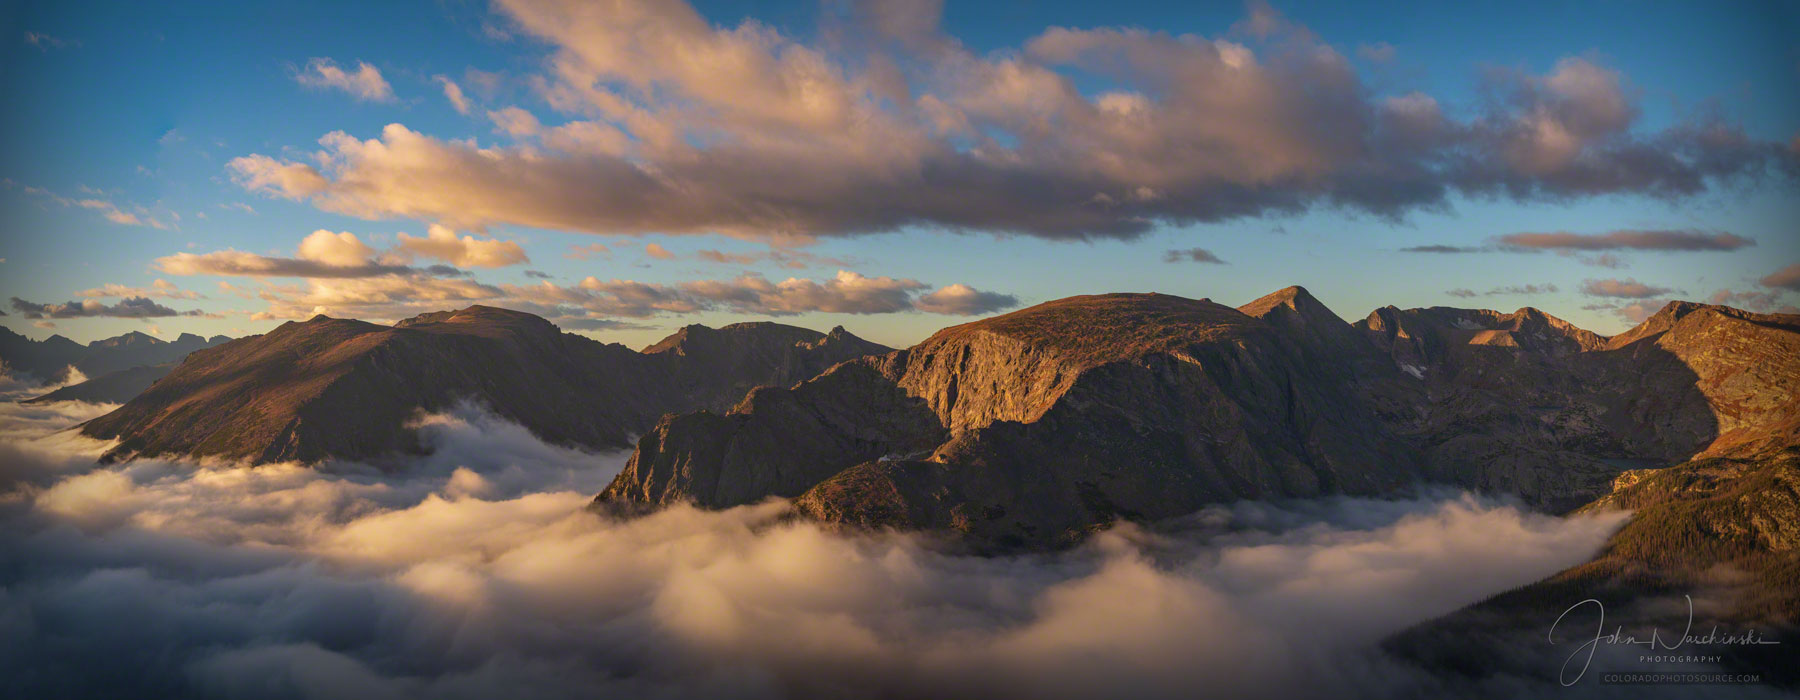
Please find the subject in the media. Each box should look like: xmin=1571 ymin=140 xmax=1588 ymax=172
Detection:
xmin=78 ymin=306 xmax=889 ymax=464
xmin=1 ymin=328 xmax=232 ymax=400
xmin=41 ymin=289 xmax=1800 ymax=682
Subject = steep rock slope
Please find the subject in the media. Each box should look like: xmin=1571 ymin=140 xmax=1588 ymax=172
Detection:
xmin=603 ymin=291 xmax=1800 ymax=549
xmin=600 ymin=290 xmax=1420 ymax=548
xmin=80 ymin=306 xmax=889 ymax=465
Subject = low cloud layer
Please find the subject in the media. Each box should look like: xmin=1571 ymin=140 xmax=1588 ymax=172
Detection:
xmin=224 ymin=0 xmax=1796 ymax=242
xmin=0 ymin=398 xmax=1632 ymax=699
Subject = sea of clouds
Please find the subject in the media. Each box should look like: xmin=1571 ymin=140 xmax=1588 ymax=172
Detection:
xmin=4 ymin=377 xmax=1747 ymax=700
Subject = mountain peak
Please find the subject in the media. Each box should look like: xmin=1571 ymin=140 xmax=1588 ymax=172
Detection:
xmin=1607 ymin=299 xmax=1800 ymax=349
xmin=90 ymin=330 xmax=164 ymax=348
xmin=931 ymin=293 xmax=1252 ymax=368
xmin=1238 ymin=285 xmax=1339 ymax=321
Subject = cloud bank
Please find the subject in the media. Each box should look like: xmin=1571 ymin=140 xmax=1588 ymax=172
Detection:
xmin=224 ymin=0 xmax=1795 ymax=242
xmin=0 ymin=399 xmax=1631 ymax=699
xmin=8 ymin=296 xmax=208 ymax=319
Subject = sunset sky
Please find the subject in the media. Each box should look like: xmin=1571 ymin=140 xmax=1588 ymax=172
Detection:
xmin=2 ymin=0 xmax=1796 ymax=349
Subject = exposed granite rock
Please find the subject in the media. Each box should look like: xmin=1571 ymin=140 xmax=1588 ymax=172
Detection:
xmin=602 ymin=290 xmax=1420 ymax=548
xmin=602 ymin=291 xmax=1800 ymax=549
xmin=79 ymin=305 xmax=890 ymax=465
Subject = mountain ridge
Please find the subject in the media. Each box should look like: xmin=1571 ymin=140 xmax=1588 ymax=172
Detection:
xmin=77 ymin=306 xmax=892 ymax=465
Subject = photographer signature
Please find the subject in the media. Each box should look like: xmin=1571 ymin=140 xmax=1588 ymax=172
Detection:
xmin=1547 ymin=595 xmax=1780 ymax=686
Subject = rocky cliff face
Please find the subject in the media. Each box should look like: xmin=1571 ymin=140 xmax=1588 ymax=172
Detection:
xmin=600 ymin=289 xmax=1800 ymax=549
xmin=79 ymin=306 xmax=890 ymax=465
xmin=601 ymin=290 xmax=1422 ymax=548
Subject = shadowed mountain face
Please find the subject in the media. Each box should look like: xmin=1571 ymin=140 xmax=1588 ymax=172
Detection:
xmin=78 ymin=306 xmax=891 ymax=465
xmin=24 ymin=364 xmax=175 ymax=405
xmin=0 ymin=328 xmax=230 ymax=384
xmin=600 ymin=289 xmax=1798 ymax=552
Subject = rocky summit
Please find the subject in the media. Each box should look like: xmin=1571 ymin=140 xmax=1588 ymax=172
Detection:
xmin=78 ymin=305 xmax=890 ymax=465
xmin=599 ymin=288 xmax=1800 ymax=550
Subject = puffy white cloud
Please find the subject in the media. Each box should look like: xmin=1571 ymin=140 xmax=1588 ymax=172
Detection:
xmin=395 ymin=225 xmax=529 ymax=268
xmin=912 ymin=283 xmax=1018 ymax=315
xmin=220 ymin=0 xmax=1793 ymax=243
xmin=294 ymin=58 xmax=394 ymax=101
xmin=296 ymin=229 xmax=377 ymax=267
xmin=227 ymin=154 xmax=329 ymax=198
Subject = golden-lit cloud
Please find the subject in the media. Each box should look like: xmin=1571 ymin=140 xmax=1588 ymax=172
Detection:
xmin=504 ymin=270 xmax=1016 ymax=318
xmin=396 ymin=225 xmax=529 ymax=268
xmin=75 ymin=279 xmax=201 ymax=300
xmin=294 ymin=57 xmax=395 ymax=101
xmin=223 ymin=0 xmax=1795 ymax=242
xmin=434 ymin=74 xmax=472 ymax=114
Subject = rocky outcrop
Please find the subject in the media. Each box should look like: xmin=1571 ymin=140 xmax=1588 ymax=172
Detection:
xmin=79 ymin=305 xmax=890 ymax=465
xmin=600 ymin=290 xmax=1421 ymax=548
xmin=601 ymin=290 xmax=1800 ymax=549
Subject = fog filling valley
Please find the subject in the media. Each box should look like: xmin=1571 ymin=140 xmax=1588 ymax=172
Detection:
xmin=0 ymin=381 xmax=1646 ymax=699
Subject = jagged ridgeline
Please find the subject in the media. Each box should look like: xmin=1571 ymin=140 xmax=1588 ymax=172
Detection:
xmin=78 ymin=306 xmax=890 ymax=464
xmin=597 ymin=289 xmax=1798 ymax=547
xmin=1 ymin=327 xmax=233 ymax=398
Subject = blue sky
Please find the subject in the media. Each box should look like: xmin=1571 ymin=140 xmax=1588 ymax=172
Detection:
xmin=1 ymin=0 xmax=1796 ymax=349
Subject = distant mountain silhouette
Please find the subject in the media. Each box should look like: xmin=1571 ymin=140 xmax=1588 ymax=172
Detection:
xmin=1 ymin=328 xmax=230 ymax=386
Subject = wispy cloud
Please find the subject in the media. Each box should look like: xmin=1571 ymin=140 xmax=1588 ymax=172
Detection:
xmin=1579 ymin=278 xmax=1673 ymax=299
xmin=1760 ymin=262 xmax=1800 ymax=292
xmin=1496 ymin=229 xmax=1754 ymax=251
xmin=1162 ymin=248 xmax=1228 ymax=264
xmin=434 ymin=75 xmax=472 ymax=114
xmin=76 ymin=279 xmax=202 ymax=300
xmin=294 ymin=58 xmax=394 ymax=102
